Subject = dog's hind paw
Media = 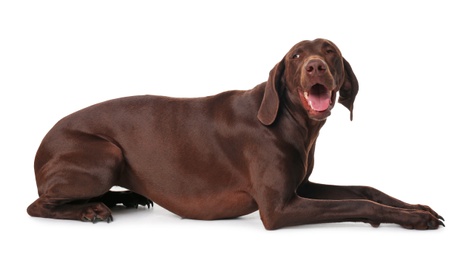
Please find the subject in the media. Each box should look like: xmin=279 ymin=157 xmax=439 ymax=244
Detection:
xmin=81 ymin=203 xmax=113 ymax=223
xmin=93 ymin=190 xmax=154 ymax=209
xmin=121 ymin=192 xmax=154 ymax=209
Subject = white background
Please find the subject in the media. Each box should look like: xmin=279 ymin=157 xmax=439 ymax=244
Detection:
xmin=1 ymin=0 xmax=472 ymax=259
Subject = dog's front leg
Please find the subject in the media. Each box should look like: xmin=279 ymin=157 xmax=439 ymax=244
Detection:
xmin=258 ymin=194 xmax=444 ymax=230
xmin=297 ymin=182 xmax=443 ymax=221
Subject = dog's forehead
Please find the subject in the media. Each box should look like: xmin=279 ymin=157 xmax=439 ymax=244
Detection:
xmin=289 ymin=38 xmax=339 ymax=55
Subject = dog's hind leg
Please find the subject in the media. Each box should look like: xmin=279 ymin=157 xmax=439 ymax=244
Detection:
xmin=27 ymin=197 xmax=114 ymax=223
xmin=27 ymin=136 xmax=124 ymax=222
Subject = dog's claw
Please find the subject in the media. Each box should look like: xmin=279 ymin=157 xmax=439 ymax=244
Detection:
xmin=88 ymin=215 xmax=113 ymax=224
xmin=120 ymin=192 xmax=154 ymax=209
xmin=369 ymin=222 xmax=380 ymax=228
xmin=80 ymin=203 xmax=113 ymax=223
xmin=438 ymin=215 xmax=445 ymax=221
xmin=136 ymin=198 xmax=153 ymax=209
xmin=426 ymin=217 xmax=445 ymax=229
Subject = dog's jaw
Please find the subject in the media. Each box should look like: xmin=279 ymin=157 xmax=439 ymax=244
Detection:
xmin=298 ymin=85 xmax=336 ymax=121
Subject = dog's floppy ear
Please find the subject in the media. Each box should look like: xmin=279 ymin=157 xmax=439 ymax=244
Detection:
xmin=258 ymin=58 xmax=285 ymax=125
xmin=338 ymin=58 xmax=359 ymax=121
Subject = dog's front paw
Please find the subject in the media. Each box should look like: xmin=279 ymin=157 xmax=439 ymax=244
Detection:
xmin=415 ymin=204 xmax=444 ymax=222
xmin=401 ymin=210 xmax=444 ymax=230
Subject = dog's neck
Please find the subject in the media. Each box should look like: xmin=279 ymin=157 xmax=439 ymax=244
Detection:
xmin=279 ymin=90 xmax=326 ymax=160
xmin=281 ymin=90 xmax=326 ymax=141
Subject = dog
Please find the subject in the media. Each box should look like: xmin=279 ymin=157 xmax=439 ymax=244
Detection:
xmin=27 ymin=38 xmax=444 ymax=229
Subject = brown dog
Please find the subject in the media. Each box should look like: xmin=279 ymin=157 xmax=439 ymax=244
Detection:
xmin=27 ymin=38 xmax=444 ymax=230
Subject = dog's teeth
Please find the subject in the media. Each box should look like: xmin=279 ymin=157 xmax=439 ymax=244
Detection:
xmin=304 ymin=91 xmax=309 ymax=99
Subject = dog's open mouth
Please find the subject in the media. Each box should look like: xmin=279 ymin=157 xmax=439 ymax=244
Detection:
xmin=300 ymin=84 xmax=332 ymax=112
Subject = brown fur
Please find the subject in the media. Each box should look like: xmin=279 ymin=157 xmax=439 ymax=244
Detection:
xmin=27 ymin=38 xmax=443 ymax=229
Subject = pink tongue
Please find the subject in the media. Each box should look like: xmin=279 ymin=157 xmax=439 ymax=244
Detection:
xmin=308 ymin=92 xmax=331 ymax=112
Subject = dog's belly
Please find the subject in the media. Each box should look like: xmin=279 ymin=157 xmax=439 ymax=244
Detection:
xmin=119 ymin=167 xmax=259 ymax=220
xmin=153 ymin=190 xmax=259 ymax=220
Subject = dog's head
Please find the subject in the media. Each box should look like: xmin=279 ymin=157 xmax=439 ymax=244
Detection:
xmin=258 ymin=38 xmax=359 ymax=125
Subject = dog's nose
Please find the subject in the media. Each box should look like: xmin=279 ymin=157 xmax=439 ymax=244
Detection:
xmin=305 ymin=59 xmax=327 ymax=76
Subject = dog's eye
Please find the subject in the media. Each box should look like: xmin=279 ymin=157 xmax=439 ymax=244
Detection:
xmin=326 ymin=49 xmax=335 ymax=54
xmin=292 ymin=53 xmax=300 ymax=59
